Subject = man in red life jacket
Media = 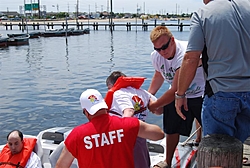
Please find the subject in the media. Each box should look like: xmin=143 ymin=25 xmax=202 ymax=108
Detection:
xmin=55 ymin=89 xmax=164 ymax=168
xmin=0 ymin=130 xmax=42 ymax=168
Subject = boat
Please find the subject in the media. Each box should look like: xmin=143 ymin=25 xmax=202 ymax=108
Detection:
xmin=83 ymin=28 xmax=90 ymax=34
xmin=0 ymin=127 xmax=198 ymax=168
xmin=43 ymin=29 xmax=68 ymax=37
xmin=28 ymin=32 xmax=42 ymax=38
xmin=42 ymin=28 xmax=89 ymax=37
xmin=70 ymin=29 xmax=86 ymax=36
xmin=0 ymin=36 xmax=8 ymax=47
xmin=7 ymin=32 xmax=42 ymax=39
xmin=7 ymin=33 xmax=27 ymax=37
xmin=7 ymin=34 xmax=30 ymax=46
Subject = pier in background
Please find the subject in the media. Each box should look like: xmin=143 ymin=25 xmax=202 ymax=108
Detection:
xmin=1 ymin=19 xmax=189 ymax=32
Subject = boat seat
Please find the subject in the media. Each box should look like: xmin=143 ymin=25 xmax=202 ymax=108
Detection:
xmin=33 ymin=137 xmax=44 ymax=161
xmin=49 ymin=141 xmax=78 ymax=168
xmin=42 ymin=132 xmax=64 ymax=144
xmin=147 ymin=141 xmax=164 ymax=154
xmin=23 ymin=135 xmax=44 ymax=161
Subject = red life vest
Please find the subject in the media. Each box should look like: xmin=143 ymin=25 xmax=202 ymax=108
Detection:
xmin=104 ymin=76 xmax=146 ymax=109
xmin=0 ymin=138 xmax=37 ymax=168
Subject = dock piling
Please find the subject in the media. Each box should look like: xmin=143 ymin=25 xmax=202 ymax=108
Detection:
xmin=197 ymin=134 xmax=243 ymax=168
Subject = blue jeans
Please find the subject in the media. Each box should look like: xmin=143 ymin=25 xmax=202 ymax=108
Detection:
xmin=202 ymin=91 xmax=250 ymax=142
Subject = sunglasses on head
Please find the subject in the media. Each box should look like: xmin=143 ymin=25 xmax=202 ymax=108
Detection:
xmin=154 ymin=37 xmax=171 ymax=52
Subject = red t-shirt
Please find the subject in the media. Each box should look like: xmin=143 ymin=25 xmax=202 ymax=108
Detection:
xmin=65 ymin=114 xmax=139 ymax=168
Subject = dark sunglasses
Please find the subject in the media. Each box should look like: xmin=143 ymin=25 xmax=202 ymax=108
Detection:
xmin=154 ymin=37 xmax=171 ymax=52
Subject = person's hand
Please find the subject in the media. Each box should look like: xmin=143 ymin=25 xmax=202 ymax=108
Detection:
xmin=175 ymin=97 xmax=188 ymax=120
xmin=148 ymin=100 xmax=157 ymax=112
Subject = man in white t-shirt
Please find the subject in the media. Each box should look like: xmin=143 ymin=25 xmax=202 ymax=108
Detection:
xmin=106 ymin=71 xmax=163 ymax=168
xmin=148 ymin=26 xmax=205 ymax=168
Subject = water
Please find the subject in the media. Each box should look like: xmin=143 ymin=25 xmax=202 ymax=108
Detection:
xmin=0 ymin=20 xmax=192 ymax=144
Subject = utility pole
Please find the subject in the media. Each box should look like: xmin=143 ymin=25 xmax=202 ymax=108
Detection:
xmin=107 ymin=0 xmax=109 ymax=12
xmin=143 ymin=2 xmax=145 ymax=14
xmin=77 ymin=0 xmax=79 ymax=18
xmin=136 ymin=3 xmax=138 ymax=33
xmin=88 ymin=5 xmax=90 ymax=28
xmin=76 ymin=0 xmax=79 ymax=23
xmin=38 ymin=0 xmax=40 ymax=18
xmin=30 ymin=0 xmax=32 ymax=17
xmin=110 ymin=0 xmax=113 ymax=32
xmin=176 ymin=3 xmax=177 ymax=16
xmin=178 ymin=5 xmax=180 ymax=16
xmin=68 ymin=3 xmax=69 ymax=13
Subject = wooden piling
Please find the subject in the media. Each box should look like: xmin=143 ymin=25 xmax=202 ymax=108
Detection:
xmin=36 ymin=23 xmax=39 ymax=30
xmin=197 ymin=134 xmax=243 ymax=168
xmin=126 ymin=22 xmax=129 ymax=31
xmin=142 ymin=23 xmax=148 ymax=31
xmin=5 ymin=23 xmax=8 ymax=30
xmin=80 ymin=22 xmax=83 ymax=30
xmin=179 ymin=23 xmax=183 ymax=32
xmin=62 ymin=22 xmax=65 ymax=29
xmin=32 ymin=23 xmax=36 ymax=30
xmin=126 ymin=22 xmax=131 ymax=31
xmin=95 ymin=22 xmax=98 ymax=30
xmin=47 ymin=23 xmax=54 ymax=29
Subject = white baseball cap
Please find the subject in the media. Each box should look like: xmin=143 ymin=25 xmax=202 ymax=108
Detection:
xmin=79 ymin=89 xmax=108 ymax=115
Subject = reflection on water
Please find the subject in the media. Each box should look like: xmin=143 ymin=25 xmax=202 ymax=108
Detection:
xmin=65 ymin=45 xmax=69 ymax=71
xmin=109 ymin=32 xmax=115 ymax=73
xmin=0 ymin=28 xmax=190 ymax=144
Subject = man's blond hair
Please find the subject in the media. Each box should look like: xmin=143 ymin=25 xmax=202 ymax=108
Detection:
xmin=150 ymin=26 xmax=173 ymax=43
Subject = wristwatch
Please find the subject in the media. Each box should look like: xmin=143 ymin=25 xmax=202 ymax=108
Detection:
xmin=175 ymin=92 xmax=186 ymax=99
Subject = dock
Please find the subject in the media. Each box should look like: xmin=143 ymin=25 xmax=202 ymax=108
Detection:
xmin=0 ymin=19 xmax=190 ymax=32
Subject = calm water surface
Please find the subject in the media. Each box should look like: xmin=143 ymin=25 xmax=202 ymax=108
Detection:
xmin=0 ymin=20 xmax=191 ymax=144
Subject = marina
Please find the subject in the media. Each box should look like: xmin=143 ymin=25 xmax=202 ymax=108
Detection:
xmin=0 ymin=27 xmax=169 ymax=145
xmin=0 ymin=18 xmax=250 ymax=167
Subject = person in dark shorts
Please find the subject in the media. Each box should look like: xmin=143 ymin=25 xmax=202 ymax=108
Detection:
xmin=148 ymin=26 xmax=205 ymax=168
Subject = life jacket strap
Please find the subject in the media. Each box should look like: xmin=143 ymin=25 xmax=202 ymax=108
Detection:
xmin=0 ymin=161 xmax=24 ymax=168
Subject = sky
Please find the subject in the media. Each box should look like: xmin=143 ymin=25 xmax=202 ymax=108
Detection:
xmin=0 ymin=0 xmax=204 ymax=14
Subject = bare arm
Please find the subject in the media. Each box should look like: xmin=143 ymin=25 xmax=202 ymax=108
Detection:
xmin=148 ymin=70 xmax=164 ymax=95
xmin=148 ymin=69 xmax=180 ymax=111
xmin=148 ymin=98 xmax=163 ymax=115
xmin=175 ymin=51 xmax=201 ymax=119
xmin=138 ymin=120 xmax=165 ymax=141
xmin=122 ymin=108 xmax=135 ymax=117
xmin=55 ymin=147 xmax=75 ymax=168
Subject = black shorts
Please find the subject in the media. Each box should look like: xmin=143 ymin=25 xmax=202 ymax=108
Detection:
xmin=163 ymin=97 xmax=203 ymax=136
